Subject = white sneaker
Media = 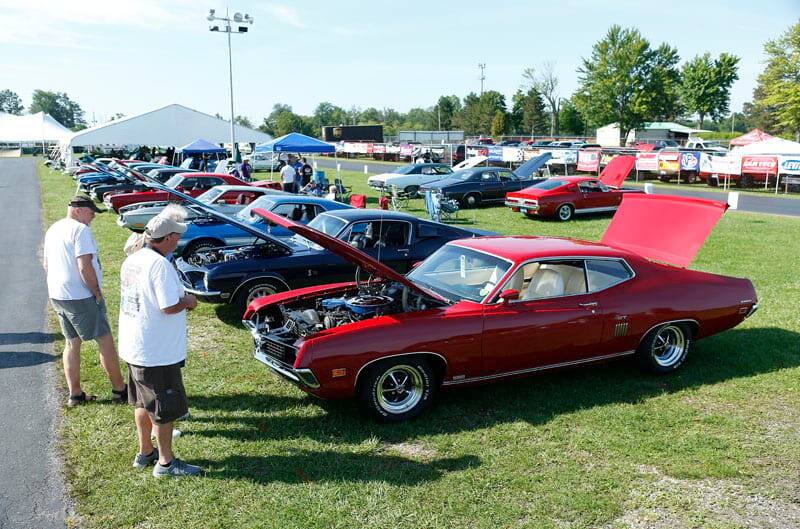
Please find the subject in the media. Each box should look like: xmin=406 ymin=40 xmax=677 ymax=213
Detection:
xmin=151 ymin=428 xmax=181 ymax=440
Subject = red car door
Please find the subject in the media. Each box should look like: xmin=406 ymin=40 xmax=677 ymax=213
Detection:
xmin=577 ymin=180 xmax=615 ymax=211
xmin=480 ymin=260 xmax=605 ymax=375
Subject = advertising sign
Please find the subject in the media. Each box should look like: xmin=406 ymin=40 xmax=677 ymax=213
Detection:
xmin=487 ymin=146 xmax=503 ymax=161
xmin=699 ymin=153 xmax=741 ymax=175
xmin=502 ymin=147 xmax=524 ymax=162
xmin=577 ymin=148 xmax=601 ymax=172
xmin=399 ymin=144 xmax=414 ymax=156
xmin=657 ymin=151 xmax=680 ymax=174
xmin=741 ymin=156 xmax=778 ymax=174
xmin=366 ymin=143 xmax=374 ymax=154
xmin=680 ymin=151 xmax=701 ymax=171
xmin=373 ymin=144 xmax=386 ymax=154
xmin=779 ymin=157 xmax=800 ymax=175
xmin=635 ymin=152 xmax=658 ymax=171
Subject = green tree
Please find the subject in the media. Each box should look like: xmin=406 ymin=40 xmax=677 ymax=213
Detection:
xmin=680 ymin=52 xmax=740 ymax=127
xmin=0 ymin=89 xmax=24 ymax=115
xmin=454 ymin=92 xmax=482 ymax=135
xmin=512 ymin=88 xmax=548 ymax=136
xmin=359 ymin=107 xmax=382 ymax=124
xmin=491 ymin=110 xmax=508 ymax=137
xmin=559 ymin=97 xmax=586 ymax=136
xmin=649 ymin=43 xmax=684 ymax=121
xmin=433 ymin=95 xmax=460 ymax=130
xmin=272 ymin=110 xmax=315 ymax=137
xmin=258 ymin=103 xmax=293 ymax=135
xmin=750 ymin=20 xmax=800 ymax=139
xmin=574 ymin=25 xmax=681 ymax=145
xmin=522 ymin=62 xmax=560 ymax=136
xmin=313 ymin=102 xmax=346 ymax=128
xmin=234 ymin=115 xmax=253 ymax=128
xmin=29 ymin=90 xmax=86 ymax=129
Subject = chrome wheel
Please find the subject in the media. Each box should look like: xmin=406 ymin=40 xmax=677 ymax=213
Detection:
xmin=375 ymin=365 xmax=424 ymax=415
xmin=651 ymin=325 xmax=687 ymax=368
xmin=557 ymin=204 xmax=573 ymax=221
xmin=246 ymin=283 xmax=278 ymax=306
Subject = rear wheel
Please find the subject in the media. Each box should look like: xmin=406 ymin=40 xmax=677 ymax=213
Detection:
xmin=556 ymin=204 xmax=574 ymax=221
xmin=357 ymin=357 xmax=436 ymax=422
xmin=637 ymin=323 xmax=691 ymax=374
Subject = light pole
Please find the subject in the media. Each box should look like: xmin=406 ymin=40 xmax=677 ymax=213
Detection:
xmin=207 ymin=8 xmax=253 ymax=162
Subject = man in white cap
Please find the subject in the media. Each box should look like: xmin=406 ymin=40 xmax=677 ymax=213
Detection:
xmin=44 ymin=194 xmax=127 ymax=406
xmin=118 ymin=215 xmax=201 ymax=477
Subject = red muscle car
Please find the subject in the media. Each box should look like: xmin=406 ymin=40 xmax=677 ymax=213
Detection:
xmin=505 ymin=155 xmax=639 ymax=221
xmin=242 ymin=194 xmax=757 ymax=422
xmin=104 ymin=172 xmax=249 ymax=212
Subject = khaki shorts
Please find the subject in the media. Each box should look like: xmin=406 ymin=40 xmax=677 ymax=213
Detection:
xmin=127 ymin=362 xmax=189 ymax=424
xmin=50 ymin=297 xmax=111 ymax=341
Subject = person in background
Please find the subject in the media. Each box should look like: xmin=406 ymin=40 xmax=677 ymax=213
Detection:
xmin=279 ymin=160 xmax=296 ymax=193
xmin=299 ymin=157 xmax=314 ymax=187
xmin=43 ymin=195 xmax=127 ymax=407
xmin=299 ymin=181 xmax=322 ymax=196
xmin=239 ymin=158 xmax=253 ymax=182
xmin=119 ymin=216 xmax=201 ymax=478
xmin=291 ymin=155 xmax=303 ymax=191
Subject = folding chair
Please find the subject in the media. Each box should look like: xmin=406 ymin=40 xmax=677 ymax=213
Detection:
xmin=390 ymin=184 xmax=408 ymax=211
xmin=433 ymin=189 xmax=459 ymax=222
xmin=334 ymin=178 xmax=351 ymax=202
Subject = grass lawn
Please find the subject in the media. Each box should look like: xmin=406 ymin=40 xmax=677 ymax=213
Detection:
xmin=42 ymin=164 xmax=800 ymax=529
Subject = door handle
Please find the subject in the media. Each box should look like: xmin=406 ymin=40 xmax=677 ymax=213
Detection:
xmin=398 ymin=248 xmax=409 ymax=254
xmin=578 ymin=302 xmax=598 ymax=308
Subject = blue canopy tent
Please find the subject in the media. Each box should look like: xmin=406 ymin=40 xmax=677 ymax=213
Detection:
xmin=254 ymin=132 xmax=336 ymax=182
xmin=179 ymin=138 xmax=226 ymax=154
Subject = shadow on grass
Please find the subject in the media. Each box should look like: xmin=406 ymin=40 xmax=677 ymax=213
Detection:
xmin=185 ymin=327 xmax=799 ymax=446
xmin=193 ymin=451 xmax=480 ymax=485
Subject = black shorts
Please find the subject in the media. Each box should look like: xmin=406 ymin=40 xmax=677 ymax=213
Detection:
xmin=127 ymin=362 xmax=189 ymax=424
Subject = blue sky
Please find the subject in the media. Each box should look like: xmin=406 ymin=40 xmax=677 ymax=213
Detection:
xmin=1 ymin=0 xmax=797 ymax=126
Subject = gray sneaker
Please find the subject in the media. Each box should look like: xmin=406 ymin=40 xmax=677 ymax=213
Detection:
xmin=133 ymin=449 xmax=159 ymax=469
xmin=152 ymin=458 xmax=202 ymax=478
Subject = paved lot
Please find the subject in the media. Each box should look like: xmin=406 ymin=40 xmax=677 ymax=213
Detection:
xmin=0 ymin=158 xmax=65 ymax=529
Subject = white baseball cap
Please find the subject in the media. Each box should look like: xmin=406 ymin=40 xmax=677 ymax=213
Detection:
xmin=144 ymin=216 xmax=187 ymax=239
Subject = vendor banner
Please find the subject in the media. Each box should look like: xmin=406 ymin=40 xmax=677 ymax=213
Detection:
xmin=657 ymin=151 xmax=680 ymax=174
xmin=366 ymin=143 xmax=374 ymax=154
xmin=502 ymin=147 xmax=524 ymax=162
xmin=487 ymin=146 xmax=503 ymax=161
xmin=680 ymin=151 xmax=701 ymax=171
xmin=741 ymin=155 xmax=778 ymax=174
xmin=577 ymin=148 xmax=601 ymax=172
xmin=635 ymin=153 xmax=658 ymax=171
xmin=779 ymin=156 xmax=800 ymax=175
xmin=399 ymin=144 xmax=414 ymax=156
xmin=373 ymin=144 xmax=386 ymax=154
xmin=600 ymin=152 xmax=616 ymax=166
xmin=699 ymin=153 xmax=741 ymax=175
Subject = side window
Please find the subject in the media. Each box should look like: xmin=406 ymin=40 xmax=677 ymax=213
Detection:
xmin=505 ymin=260 xmax=587 ymax=301
xmin=179 ymin=178 xmax=197 ymax=189
xmin=481 ymin=171 xmax=498 ymax=182
xmin=375 ymin=221 xmax=410 ymax=248
xmin=421 ymin=167 xmax=436 ymax=175
xmin=586 ymin=260 xmax=632 ymax=292
xmin=271 ymin=203 xmax=305 ymax=221
xmin=435 ymin=166 xmax=451 ymax=174
xmin=498 ymin=171 xmax=514 ymax=182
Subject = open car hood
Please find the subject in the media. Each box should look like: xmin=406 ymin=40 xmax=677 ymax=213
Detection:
xmin=137 ymin=182 xmax=291 ymax=252
xmin=514 ymin=152 xmax=553 ymax=179
xmin=601 ymin=194 xmax=727 ymax=268
xmin=252 ymin=208 xmax=448 ymax=303
xmin=598 ymin=155 xmax=636 ymax=188
xmin=452 ymin=155 xmax=487 ymax=170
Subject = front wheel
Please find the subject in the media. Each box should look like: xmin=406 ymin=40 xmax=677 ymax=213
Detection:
xmin=463 ymin=193 xmax=480 ymax=208
xmin=357 ymin=357 xmax=436 ymax=422
xmin=404 ymin=185 xmax=420 ymax=198
xmin=637 ymin=323 xmax=691 ymax=374
xmin=234 ymin=280 xmax=282 ymax=314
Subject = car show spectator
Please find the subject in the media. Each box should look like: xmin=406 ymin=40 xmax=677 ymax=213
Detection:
xmin=43 ymin=195 xmax=127 ymax=407
xmin=239 ymin=158 xmax=253 ymax=182
xmin=119 ymin=216 xmax=201 ymax=478
xmin=279 ymin=160 xmax=296 ymax=193
xmin=291 ymin=155 xmax=303 ymax=190
xmin=299 ymin=180 xmax=323 ymax=196
xmin=123 ymin=204 xmax=188 ymax=257
xmin=299 ymin=157 xmax=314 ymax=187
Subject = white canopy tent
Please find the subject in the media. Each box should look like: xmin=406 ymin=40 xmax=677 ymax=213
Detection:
xmin=736 ymin=137 xmax=800 ymax=155
xmin=60 ymin=103 xmax=271 ymax=165
xmin=0 ymin=111 xmax=72 ymax=143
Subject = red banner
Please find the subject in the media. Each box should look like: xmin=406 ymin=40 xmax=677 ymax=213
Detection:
xmin=373 ymin=144 xmax=386 ymax=154
xmin=741 ymin=155 xmax=778 ymax=174
xmin=577 ymin=148 xmax=601 ymax=172
xmin=635 ymin=152 xmax=658 ymax=171
xmin=366 ymin=143 xmax=374 ymax=154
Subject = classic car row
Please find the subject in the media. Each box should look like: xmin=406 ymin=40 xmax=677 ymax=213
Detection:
xmin=67 ymin=157 xmax=757 ymax=424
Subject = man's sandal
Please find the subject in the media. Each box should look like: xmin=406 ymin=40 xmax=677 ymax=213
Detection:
xmin=67 ymin=392 xmax=97 ymax=407
xmin=111 ymin=384 xmax=128 ymax=404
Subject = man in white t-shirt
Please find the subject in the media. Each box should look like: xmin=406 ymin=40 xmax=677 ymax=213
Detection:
xmin=279 ymin=160 xmax=297 ymax=193
xmin=43 ymin=195 xmax=126 ymax=407
xmin=119 ymin=216 xmax=201 ymax=477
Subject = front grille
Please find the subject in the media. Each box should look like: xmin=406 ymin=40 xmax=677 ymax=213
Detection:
xmin=258 ymin=334 xmax=298 ymax=366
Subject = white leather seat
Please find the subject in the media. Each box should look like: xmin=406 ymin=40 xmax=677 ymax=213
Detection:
xmin=523 ymin=268 xmax=565 ymax=299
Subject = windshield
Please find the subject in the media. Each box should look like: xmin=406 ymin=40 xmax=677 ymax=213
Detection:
xmin=531 ymin=179 xmax=568 ymax=191
xmin=237 ymin=196 xmax=275 ymax=222
xmin=290 ymin=213 xmax=348 ymax=248
xmin=450 ymin=169 xmax=476 ymax=181
xmin=392 ymin=164 xmax=416 ymax=174
xmin=407 ymin=245 xmax=512 ymax=303
xmin=197 ymin=187 xmax=223 ymax=204
xmin=164 ymin=175 xmax=183 ymax=188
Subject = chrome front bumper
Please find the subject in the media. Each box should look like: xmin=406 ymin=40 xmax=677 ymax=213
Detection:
xmin=242 ymin=320 xmax=319 ymax=389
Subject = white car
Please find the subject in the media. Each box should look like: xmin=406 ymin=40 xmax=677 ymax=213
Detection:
xmin=251 ymin=152 xmax=282 ymax=171
xmin=367 ymin=163 xmax=453 ymax=197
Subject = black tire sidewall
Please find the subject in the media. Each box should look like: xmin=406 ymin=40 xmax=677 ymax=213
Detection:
xmin=358 ymin=357 xmax=436 ymax=422
xmin=557 ymin=204 xmax=573 ymax=221
xmin=637 ymin=323 xmax=690 ymax=374
xmin=234 ymin=280 xmax=280 ymax=314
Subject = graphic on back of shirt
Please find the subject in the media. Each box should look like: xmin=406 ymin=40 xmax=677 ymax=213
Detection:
xmin=120 ymin=262 xmax=142 ymax=317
